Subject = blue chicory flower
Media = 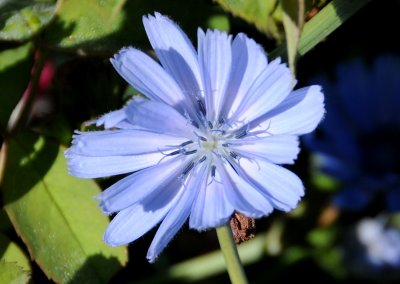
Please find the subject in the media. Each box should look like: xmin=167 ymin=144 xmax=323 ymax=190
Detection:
xmin=65 ymin=12 xmax=325 ymax=262
xmin=308 ymin=55 xmax=400 ymax=212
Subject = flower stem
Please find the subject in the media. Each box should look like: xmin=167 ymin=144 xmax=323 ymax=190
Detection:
xmin=216 ymin=223 xmax=248 ymax=284
xmin=6 ymin=48 xmax=47 ymax=137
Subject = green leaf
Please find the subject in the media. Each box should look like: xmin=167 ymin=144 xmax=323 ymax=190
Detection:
xmin=42 ymin=0 xmax=225 ymax=53
xmin=42 ymin=0 xmax=127 ymax=52
xmin=281 ymin=0 xmax=305 ymax=76
xmin=206 ymin=14 xmax=230 ymax=32
xmin=0 ymin=234 xmax=31 ymax=272
xmin=271 ymin=0 xmax=372 ymax=59
xmin=1 ymin=132 xmax=127 ymax=284
xmin=0 ymin=43 xmax=34 ymax=133
xmin=298 ymin=0 xmax=371 ymax=55
xmin=0 ymin=0 xmax=58 ymax=41
xmin=213 ymin=0 xmax=284 ymax=42
xmin=0 ymin=261 xmax=30 ymax=284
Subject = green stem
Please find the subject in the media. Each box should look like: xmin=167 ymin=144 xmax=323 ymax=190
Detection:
xmin=216 ymin=223 xmax=248 ymax=284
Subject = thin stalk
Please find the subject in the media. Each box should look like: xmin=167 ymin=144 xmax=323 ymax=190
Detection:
xmin=1 ymin=48 xmax=47 ymax=190
xmin=6 ymin=48 xmax=47 ymax=137
xmin=216 ymin=223 xmax=248 ymax=284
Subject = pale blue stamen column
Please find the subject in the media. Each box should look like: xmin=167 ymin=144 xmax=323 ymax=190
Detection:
xmin=216 ymin=223 xmax=249 ymax=284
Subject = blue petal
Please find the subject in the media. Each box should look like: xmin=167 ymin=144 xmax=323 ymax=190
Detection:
xmin=249 ymin=85 xmax=325 ymax=136
xmin=197 ymin=29 xmax=232 ymax=122
xmin=229 ymin=59 xmax=293 ymax=124
xmin=146 ymin=164 xmax=206 ymax=262
xmin=88 ymin=108 xmax=127 ymax=129
xmin=143 ymin=13 xmax=203 ymax=102
xmin=125 ymin=100 xmax=197 ymax=139
xmin=97 ymin=157 xmax=187 ymax=213
xmin=103 ymin=164 xmax=187 ymax=246
xmin=189 ymin=164 xmax=234 ymax=230
xmin=218 ymin=159 xmax=273 ymax=217
xmin=88 ymin=100 xmax=149 ymax=130
xmin=66 ymin=152 xmax=164 ymax=178
xmin=103 ymin=203 xmax=171 ymax=246
xmin=110 ymin=47 xmax=189 ymax=111
xmin=219 ymin=33 xmax=269 ymax=120
xmin=238 ymin=158 xmax=304 ymax=211
xmin=66 ymin=129 xmax=189 ymax=157
xmin=228 ymin=135 xmax=300 ymax=165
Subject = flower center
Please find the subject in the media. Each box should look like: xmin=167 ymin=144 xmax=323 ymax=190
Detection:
xmin=200 ymin=135 xmax=219 ymax=151
xmin=161 ymin=118 xmax=250 ymax=181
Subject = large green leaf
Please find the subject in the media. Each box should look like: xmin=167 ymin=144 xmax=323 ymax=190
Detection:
xmin=1 ymin=132 xmax=127 ymax=283
xmin=42 ymin=0 xmax=227 ymax=53
xmin=0 ymin=234 xmax=31 ymax=272
xmin=213 ymin=0 xmax=284 ymax=42
xmin=0 ymin=261 xmax=30 ymax=284
xmin=0 ymin=0 xmax=59 ymax=41
xmin=0 ymin=43 xmax=33 ymax=133
xmin=41 ymin=0 xmax=127 ymax=52
xmin=270 ymin=0 xmax=372 ymax=59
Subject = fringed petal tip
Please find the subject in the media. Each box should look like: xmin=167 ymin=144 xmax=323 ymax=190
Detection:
xmin=110 ymin=46 xmax=133 ymax=60
xmin=85 ymin=108 xmax=127 ymax=129
xmin=102 ymin=235 xmax=121 ymax=248
xmin=96 ymin=192 xmax=119 ymax=216
xmin=146 ymin=255 xmax=157 ymax=263
xmin=92 ymin=191 xmax=113 ymax=215
xmin=100 ymin=206 xmax=114 ymax=216
xmin=64 ymin=149 xmax=74 ymax=159
xmin=142 ymin=11 xmax=173 ymax=25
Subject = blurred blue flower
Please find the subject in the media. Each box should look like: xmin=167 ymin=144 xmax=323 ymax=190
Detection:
xmin=65 ymin=12 xmax=324 ymax=262
xmin=343 ymin=216 xmax=400 ymax=280
xmin=308 ymin=55 xmax=400 ymax=211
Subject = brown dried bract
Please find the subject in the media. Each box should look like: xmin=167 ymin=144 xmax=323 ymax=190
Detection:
xmin=229 ymin=212 xmax=256 ymax=244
